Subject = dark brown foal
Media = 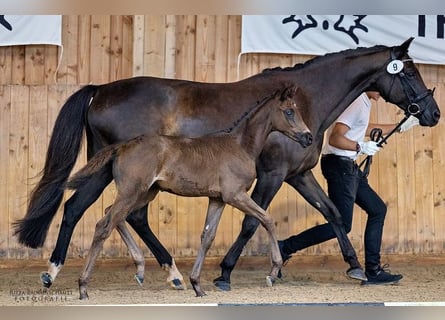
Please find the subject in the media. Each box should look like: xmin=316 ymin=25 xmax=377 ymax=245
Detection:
xmin=67 ymin=85 xmax=313 ymax=299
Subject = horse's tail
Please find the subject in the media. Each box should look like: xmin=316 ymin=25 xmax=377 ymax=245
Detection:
xmin=13 ymin=85 xmax=98 ymax=248
xmin=66 ymin=144 xmax=118 ymax=191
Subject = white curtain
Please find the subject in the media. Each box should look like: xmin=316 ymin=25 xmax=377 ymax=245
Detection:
xmin=241 ymin=15 xmax=445 ymax=65
xmin=0 ymin=15 xmax=62 ymax=46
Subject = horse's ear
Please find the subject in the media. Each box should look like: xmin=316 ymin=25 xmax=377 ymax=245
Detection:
xmin=281 ymin=85 xmax=297 ymax=100
xmin=394 ymin=37 xmax=414 ymax=58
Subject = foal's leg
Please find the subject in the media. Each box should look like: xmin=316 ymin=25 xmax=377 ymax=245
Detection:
xmin=115 ymin=221 xmax=145 ymax=285
xmin=214 ymin=172 xmax=285 ymax=290
xmin=78 ymin=198 xmax=136 ymax=300
xmin=228 ymin=192 xmax=282 ymax=286
xmin=190 ymin=199 xmax=225 ymax=297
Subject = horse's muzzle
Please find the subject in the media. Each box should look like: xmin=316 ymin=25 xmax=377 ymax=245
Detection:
xmin=296 ymin=132 xmax=313 ymax=148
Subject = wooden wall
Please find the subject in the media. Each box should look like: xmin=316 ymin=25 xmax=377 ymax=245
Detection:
xmin=0 ymin=15 xmax=444 ymax=261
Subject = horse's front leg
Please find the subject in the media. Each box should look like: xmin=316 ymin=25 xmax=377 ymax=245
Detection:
xmin=229 ymin=193 xmax=282 ymax=287
xmin=190 ymin=199 xmax=225 ymax=297
xmin=287 ymin=171 xmax=366 ymax=280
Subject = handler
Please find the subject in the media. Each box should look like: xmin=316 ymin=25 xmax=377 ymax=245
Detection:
xmin=278 ymin=91 xmax=419 ymax=285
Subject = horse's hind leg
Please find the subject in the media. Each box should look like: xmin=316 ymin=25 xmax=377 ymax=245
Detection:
xmin=190 ymin=199 xmax=225 ymax=297
xmin=287 ymin=172 xmax=365 ymax=280
xmin=43 ymin=169 xmax=112 ymax=288
xmin=126 ymin=206 xmax=186 ymax=290
xmin=115 ymin=221 xmax=145 ymax=286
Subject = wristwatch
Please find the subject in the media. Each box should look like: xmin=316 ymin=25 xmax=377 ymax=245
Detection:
xmin=355 ymin=142 xmax=361 ymax=154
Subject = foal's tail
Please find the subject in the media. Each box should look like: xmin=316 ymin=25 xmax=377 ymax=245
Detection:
xmin=13 ymin=85 xmax=98 ymax=248
xmin=66 ymin=145 xmax=119 ymax=191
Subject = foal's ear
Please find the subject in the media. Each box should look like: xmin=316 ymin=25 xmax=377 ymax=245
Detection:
xmin=394 ymin=37 xmax=414 ymax=58
xmin=281 ymin=85 xmax=298 ymax=100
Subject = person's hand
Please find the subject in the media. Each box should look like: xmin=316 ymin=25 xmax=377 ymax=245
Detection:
xmin=358 ymin=141 xmax=381 ymax=156
xmin=399 ymin=116 xmax=419 ymax=133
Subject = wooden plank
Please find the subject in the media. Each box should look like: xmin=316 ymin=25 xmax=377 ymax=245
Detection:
xmin=144 ymin=15 xmax=166 ymax=77
xmin=109 ymin=15 xmax=123 ymax=81
xmin=8 ymin=85 xmax=30 ymax=258
xmin=25 ymin=46 xmax=46 ymax=85
xmin=226 ymin=15 xmax=241 ymax=83
xmin=59 ymin=15 xmax=80 ymax=85
xmin=414 ymin=125 xmax=435 ymax=253
xmin=376 ymin=100 xmax=399 ymax=253
xmin=165 ymin=15 xmax=176 ymax=79
xmin=0 ymin=86 xmax=11 ymax=257
xmin=90 ymin=15 xmax=111 ymax=84
xmin=175 ymin=15 xmax=196 ymax=80
xmin=0 ymin=46 xmax=12 ymax=84
xmin=44 ymin=45 xmax=59 ymax=84
xmin=132 ymin=15 xmax=145 ymax=77
xmin=195 ymin=15 xmax=216 ymax=82
xmin=11 ymin=46 xmax=25 ymax=85
xmin=121 ymin=15 xmax=133 ymax=79
xmin=78 ymin=15 xmax=91 ymax=84
xmin=432 ymin=83 xmax=445 ymax=253
xmin=396 ymin=115 xmax=417 ymax=254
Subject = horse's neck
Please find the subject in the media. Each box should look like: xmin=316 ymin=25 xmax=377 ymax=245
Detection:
xmin=299 ymin=49 xmax=389 ymax=135
xmin=231 ymin=104 xmax=273 ymax=159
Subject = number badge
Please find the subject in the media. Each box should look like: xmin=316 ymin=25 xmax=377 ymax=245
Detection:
xmin=386 ymin=60 xmax=404 ymax=74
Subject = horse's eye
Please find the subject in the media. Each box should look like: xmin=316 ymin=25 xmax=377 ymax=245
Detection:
xmin=284 ymin=109 xmax=294 ymax=117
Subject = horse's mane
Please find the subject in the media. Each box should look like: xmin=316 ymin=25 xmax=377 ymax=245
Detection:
xmin=261 ymin=44 xmax=388 ymax=73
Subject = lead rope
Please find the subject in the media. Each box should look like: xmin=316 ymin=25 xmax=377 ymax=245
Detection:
xmin=359 ymin=115 xmax=410 ymax=177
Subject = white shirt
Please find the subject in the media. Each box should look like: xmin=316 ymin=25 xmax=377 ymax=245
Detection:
xmin=322 ymin=92 xmax=372 ymax=160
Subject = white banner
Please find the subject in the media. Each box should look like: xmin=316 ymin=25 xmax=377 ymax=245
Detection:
xmin=0 ymin=15 xmax=62 ymax=46
xmin=242 ymin=15 xmax=445 ymax=65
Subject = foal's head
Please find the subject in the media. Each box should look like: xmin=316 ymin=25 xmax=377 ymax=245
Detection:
xmin=271 ymin=86 xmax=313 ymax=148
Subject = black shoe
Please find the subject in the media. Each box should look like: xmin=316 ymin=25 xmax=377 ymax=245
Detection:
xmin=361 ymin=264 xmax=403 ymax=285
xmin=277 ymin=240 xmax=292 ymax=279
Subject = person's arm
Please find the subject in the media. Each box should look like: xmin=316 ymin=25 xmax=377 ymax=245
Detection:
xmin=328 ymin=122 xmax=357 ymax=151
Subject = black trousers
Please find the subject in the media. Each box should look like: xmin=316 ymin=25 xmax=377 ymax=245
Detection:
xmin=281 ymin=154 xmax=387 ymax=270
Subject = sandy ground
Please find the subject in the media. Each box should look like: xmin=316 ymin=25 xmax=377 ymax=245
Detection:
xmin=1 ymin=255 xmax=444 ymax=306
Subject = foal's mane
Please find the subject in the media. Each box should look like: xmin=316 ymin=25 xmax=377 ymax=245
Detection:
xmin=261 ymin=44 xmax=389 ymax=73
xmin=214 ymin=90 xmax=280 ymax=135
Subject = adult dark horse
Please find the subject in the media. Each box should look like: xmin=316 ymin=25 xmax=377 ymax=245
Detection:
xmin=14 ymin=38 xmax=440 ymax=290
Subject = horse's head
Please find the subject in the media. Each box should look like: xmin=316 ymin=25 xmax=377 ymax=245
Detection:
xmin=271 ymin=85 xmax=313 ymax=148
xmin=371 ymin=37 xmax=440 ymax=126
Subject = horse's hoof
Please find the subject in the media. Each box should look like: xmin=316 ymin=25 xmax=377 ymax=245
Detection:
xmin=213 ymin=276 xmax=231 ymax=291
xmin=40 ymin=272 xmax=53 ymax=288
xmin=346 ymin=267 xmax=367 ymax=281
xmin=79 ymin=292 xmax=89 ymax=300
xmin=266 ymin=275 xmax=276 ymax=287
xmin=134 ymin=274 xmax=144 ymax=286
xmin=168 ymin=278 xmax=186 ymax=290
xmin=195 ymin=291 xmax=207 ymax=297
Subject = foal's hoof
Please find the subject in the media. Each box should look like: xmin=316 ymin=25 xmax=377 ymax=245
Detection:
xmin=79 ymin=292 xmax=89 ymax=300
xmin=40 ymin=272 xmax=53 ymax=288
xmin=134 ymin=274 xmax=144 ymax=286
xmin=346 ymin=267 xmax=367 ymax=281
xmin=168 ymin=278 xmax=186 ymax=290
xmin=213 ymin=276 xmax=231 ymax=291
xmin=266 ymin=275 xmax=276 ymax=287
